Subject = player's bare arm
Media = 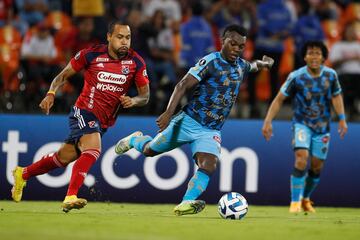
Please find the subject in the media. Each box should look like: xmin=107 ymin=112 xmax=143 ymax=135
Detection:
xmin=262 ymin=92 xmax=287 ymax=141
xmin=251 ymin=55 xmax=275 ymax=72
xmin=39 ymin=63 xmax=77 ymax=115
xmin=120 ymin=83 xmax=150 ymax=108
xmin=331 ymin=94 xmax=348 ymax=139
xmin=157 ymin=74 xmax=199 ymax=132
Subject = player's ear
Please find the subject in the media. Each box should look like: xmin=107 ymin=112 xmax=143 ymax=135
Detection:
xmin=107 ymin=32 xmax=111 ymax=42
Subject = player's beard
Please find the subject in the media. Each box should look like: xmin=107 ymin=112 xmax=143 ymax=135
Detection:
xmin=116 ymin=47 xmax=129 ymax=58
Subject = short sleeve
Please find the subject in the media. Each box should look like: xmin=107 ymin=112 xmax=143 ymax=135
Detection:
xmin=134 ymin=56 xmax=150 ymax=87
xmin=331 ymin=71 xmax=342 ymax=96
xmin=188 ymin=53 xmax=215 ymax=82
xmin=280 ymin=72 xmax=296 ymax=97
xmin=70 ymin=49 xmax=88 ymax=72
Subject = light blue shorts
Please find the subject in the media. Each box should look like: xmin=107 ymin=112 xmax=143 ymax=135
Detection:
xmin=292 ymin=123 xmax=331 ymax=160
xmin=149 ymin=111 xmax=222 ymax=159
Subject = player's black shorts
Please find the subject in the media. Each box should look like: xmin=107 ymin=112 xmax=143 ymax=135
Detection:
xmin=64 ymin=106 xmax=107 ymax=145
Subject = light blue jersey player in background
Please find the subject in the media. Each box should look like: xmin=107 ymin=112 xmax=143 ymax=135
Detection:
xmin=262 ymin=41 xmax=348 ymax=213
xmin=115 ymin=24 xmax=274 ymax=216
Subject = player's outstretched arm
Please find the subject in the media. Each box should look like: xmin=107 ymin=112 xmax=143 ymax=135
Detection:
xmin=120 ymin=84 xmax=150 ymax=108
xmin=331 ymin=94 xmax=348 ymax=139
xmin=262 ymin=92 xmax=287 ymax=141
xmin=157 ymin=74 xmax=199 ymax=132
xmin=39 ymin=63 xmax=77 ymax=115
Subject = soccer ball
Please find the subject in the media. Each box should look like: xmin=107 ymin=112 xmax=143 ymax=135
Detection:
xmin=218 ymin=192 xmax=248 ymax=220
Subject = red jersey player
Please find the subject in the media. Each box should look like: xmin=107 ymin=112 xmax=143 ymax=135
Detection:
xmin=11 ymin=21 xmax=150 ymax=212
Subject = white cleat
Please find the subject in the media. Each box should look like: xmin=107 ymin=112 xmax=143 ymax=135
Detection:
xmin=115 ymin=131 xmax=143 ymax=154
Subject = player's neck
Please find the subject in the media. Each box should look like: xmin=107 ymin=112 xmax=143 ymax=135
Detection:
xmin=306 ymin=66 xmax=321 ymax=77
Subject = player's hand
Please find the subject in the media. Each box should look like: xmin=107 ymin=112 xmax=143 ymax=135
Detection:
xmin=156 ymin=111 xmax=172 ymax=132
xmin=338 ymin=119 xmax=348 ymax=139
xmin=39 ymin=95 xmax=55 ymax=115
xmin=262 ymin=121 xmax=273 ymax=141
xmin=119 ymin=95 xmax=134 ymax=108
xmin=262 ymin=55 xmax=274 ymax=69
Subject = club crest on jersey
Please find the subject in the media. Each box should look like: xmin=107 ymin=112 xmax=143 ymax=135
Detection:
xmin=199 ymin=59 xmax=206 ymax=66
xmin=143 ymin=69 xmax=147 ymax=77
xmin=322 ymin=136 xmax=330 ymax=143
xmin=88 ymin=121 xmax=98 ymax=128
xmin=122 ymin=66 xmax=130 ymax=74
xmin=213 ymin=135 xmax=222 ymax=144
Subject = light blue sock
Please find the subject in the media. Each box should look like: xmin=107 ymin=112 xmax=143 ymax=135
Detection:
xmin=290 ymin=175 xmax=306 ymax=202
xmin=182 ymin=169 xmax=210 ymax=201
xmin=303 ymin=176 xmax=320 ymax=199
xmin=130 ymin=135 xmax=153 ymax=153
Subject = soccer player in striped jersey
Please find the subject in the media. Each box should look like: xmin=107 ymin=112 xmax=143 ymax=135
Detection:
xmin=115 ymin=24 xmax=274 ymax=216
xmin=262 ymin=41 xmax=348 ymax=213
xmin=11 ymin=21 xmax=150 ymax=212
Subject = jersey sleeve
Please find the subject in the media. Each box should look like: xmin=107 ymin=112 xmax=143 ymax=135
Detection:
xmin=331 ymin=70 xmax=342 ymax=96
xmin=280 ymin=72 xmax=296 ymax=97
xmin=134 ymin=56 xmax=150 ymax=87
xmin=188 ymin=53 xmax=215 ymax=82
xmin=70 ymin=49 xmax=88 ymax=72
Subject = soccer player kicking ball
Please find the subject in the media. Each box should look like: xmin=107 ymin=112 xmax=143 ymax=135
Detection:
xmin=262 ymin=41 xmax=348 ymax=213
xmin=11 ymin=21 xmax=150 ymax=212
xmin=114 ymin=24 xmax=274 ymax=216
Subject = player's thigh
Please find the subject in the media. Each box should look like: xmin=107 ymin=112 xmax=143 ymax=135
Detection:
xmin=58 ymin=143 xmax=79 ymax=165
xmin=190 ymin=131 xmax=221 ymax=161
xmin=78 ymin=132 xmax=102 ymax=152
xmin=292 ymin=123 xmax=312 ymax=151
xmin=149 ymin=113 xmax=189 ymax=153
xmin=310 ymin=133 xmax=330 ymax=160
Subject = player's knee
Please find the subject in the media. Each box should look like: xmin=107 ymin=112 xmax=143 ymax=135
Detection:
xmin=197 ymin=156 xmax=218 ymax=174
xmin=143 ymin=145 xmax=159 ymax=157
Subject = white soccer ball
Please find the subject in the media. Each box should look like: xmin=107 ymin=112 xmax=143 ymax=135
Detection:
xmin=218 ymin=192 xmax=248 ymax=220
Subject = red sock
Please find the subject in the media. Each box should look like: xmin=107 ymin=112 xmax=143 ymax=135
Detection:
xmin=66 ymin=149 xmax=100 ymax=196
xmin=23 ymin=152 xmax=64 ymax=180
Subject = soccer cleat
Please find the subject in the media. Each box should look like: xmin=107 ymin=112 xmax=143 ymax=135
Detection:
xmin=289 ymin=201 xmax=302 ymax=213
xmin=11 ymin=167 xmax=27 ymax=202
xmin=302 ymin=199 xmax=316 ymax=213
xmin=174 ymin=200 xmax=206 ymax=216
xmin=115 ymin=131 xmax=143 ymax=154
xmin=62 ymin=195 xmax=87 ymax=213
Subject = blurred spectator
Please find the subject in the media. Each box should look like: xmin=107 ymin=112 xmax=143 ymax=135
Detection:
xmin=142 ymin=0 xmax=181 ymax=25
xmin=247 ymin=0 xmax=293 ymax=118
xmin=292 ymin=4 xmax=325 ymax=68
xmin=15 ymin=0 xmax=49 ymax=26
xmin=179 ymin=1 xmax=214 ymax=70
xmin=138 ymin=9 xmax=177 ymax=114
xmin=20 ymin=21 xmax=60 ymax=110
xmin=329 ymin=22 xmax=360 ymax=120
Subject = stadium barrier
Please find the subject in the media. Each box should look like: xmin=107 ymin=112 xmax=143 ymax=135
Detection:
xmin=1 ymin=114 xmax=359 ymax=207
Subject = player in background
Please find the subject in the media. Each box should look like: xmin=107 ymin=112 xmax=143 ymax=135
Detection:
xmin=115 ymin=24 xmax=274 ymax=216
xmin=11 ymin=21 xmax=150 ymax=212
xmin=262 ymin=41 xmax=348 ymax=213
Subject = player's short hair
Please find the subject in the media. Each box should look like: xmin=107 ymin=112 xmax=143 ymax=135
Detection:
xmin=301 ymin=41 xmax=328 ymax=59
xmin=222 ymin=24 xmax=248 ymax=38
xmin=108 ymin=20 xmax=125 ymax=34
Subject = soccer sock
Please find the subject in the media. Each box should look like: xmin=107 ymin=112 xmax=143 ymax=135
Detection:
xmin=182 ymin=169 xmax=210 ymax=201
xmin=290 ymin=168 xmax=306 ymax=202
xmin=66 ymin=149 xmax=100 ymax=196
xmin=130 ymin=135 xmax=153 ymax=153
xmin=22 ymin=152 xmax=65 ymax=180
xmin=303 ymin=170 xmax=320 ymax=199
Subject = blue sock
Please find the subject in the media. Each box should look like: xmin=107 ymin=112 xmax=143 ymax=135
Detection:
xmin=303 ymin=170 xmax=320 ymax=199
xmin=290 ymin=168 xmax=306 ymax=202
xmin=182 ymin=169 xmax=210 ymax=201
xmin=130 ymin=135 xmax=153 ymax=152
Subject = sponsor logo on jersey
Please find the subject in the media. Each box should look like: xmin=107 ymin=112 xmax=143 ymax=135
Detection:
xmin=96 ymin=83 xmax=124 ymax=92
xmin=96 ymin=57 xmax=109 ymax=62
xmin=121 ymin=60 xmax=133 ymax=64
xmin=122 ymin=66 xmax=130 ymax=74
xmin=97 ymin=71 xmax=127 ymax=84
xmin=199 ymin=59 xmax=206 ymax=66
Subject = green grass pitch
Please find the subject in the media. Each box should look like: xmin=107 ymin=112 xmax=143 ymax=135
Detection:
xmin=0 ymin=201 xmax=359 ymax=240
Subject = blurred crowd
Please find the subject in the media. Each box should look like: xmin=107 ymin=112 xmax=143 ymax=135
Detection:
xmin=0 ymin=0 xmax=359 ymax=121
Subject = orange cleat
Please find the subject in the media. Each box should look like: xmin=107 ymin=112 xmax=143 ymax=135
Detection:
xmin=302 ymin=198 xmax=316 ymax=213
xmin=289 ymin=201 xmax=302 ymax=213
